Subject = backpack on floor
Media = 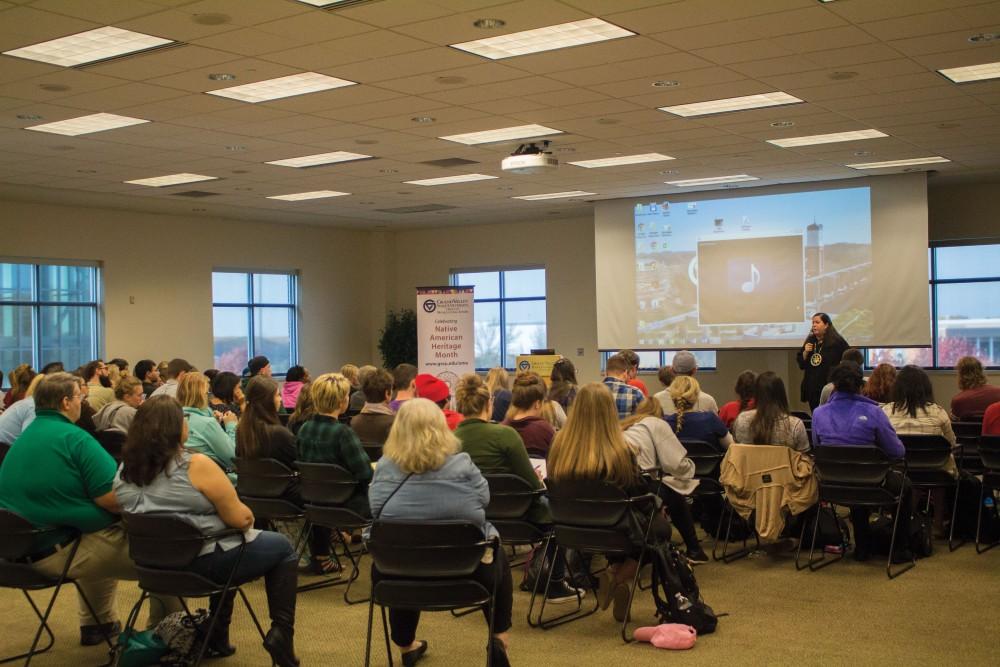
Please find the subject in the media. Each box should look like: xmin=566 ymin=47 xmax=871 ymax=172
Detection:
xmin=109 ymin=628 xmax=168 ymax=667
xmin=870 ymin=511 xmax=933 ymax=558
xmin=799 ymin=506 xmax=851 ymax=548
xmin=155 ymin=609 xmax=212 ymax=666
xmin=648 ymin=542 xmax=718 ymax=635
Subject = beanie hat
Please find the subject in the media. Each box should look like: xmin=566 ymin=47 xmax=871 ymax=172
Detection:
xmin=671 ymin=350 xmax=697 ymax=375
xmin=414 ymin=373 xmax=449 ymax=403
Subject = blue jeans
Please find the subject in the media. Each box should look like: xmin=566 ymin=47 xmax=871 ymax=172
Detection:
xmin=189 ymin=531 xmax=297 ymax=586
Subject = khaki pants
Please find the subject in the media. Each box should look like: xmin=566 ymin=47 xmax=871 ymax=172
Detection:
xmin=33 ymin=523 xmax=181 ymax=628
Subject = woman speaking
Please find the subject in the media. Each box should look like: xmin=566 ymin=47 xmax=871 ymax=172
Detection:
xmin=797 ymin=312 xmax=849 ymax=412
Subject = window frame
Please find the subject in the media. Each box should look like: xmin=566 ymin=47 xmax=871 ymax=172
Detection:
xmin=211 ymin=270 xmax=299 ymax=376
xmin=449 ymin=266 xmax=547 ymax=371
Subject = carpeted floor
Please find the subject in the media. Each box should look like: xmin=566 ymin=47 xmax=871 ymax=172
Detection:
xmin=1 ymin=533 xmax=995 ymax=666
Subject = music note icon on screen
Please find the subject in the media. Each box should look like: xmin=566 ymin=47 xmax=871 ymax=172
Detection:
xmin=741 ymin=264 xmax=760 ymax=293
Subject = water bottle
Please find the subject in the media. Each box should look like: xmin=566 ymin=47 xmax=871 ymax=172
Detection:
xmin=985 ymin=496 xmax=996 ymax=511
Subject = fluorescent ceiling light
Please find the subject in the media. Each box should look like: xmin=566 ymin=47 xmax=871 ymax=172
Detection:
xmin=125 ymin=173 xmax=218 ymax=187
xmin=569 ymin=153 xmax=675 ymax=168
xmin=665 ymin=175 xmax=759 ymax=186
xmin=439 ymin=124 xmax=562 ymax=145
xmin=767 ymin=129 xmax=887 ymax=148
xmin=265 ymin=151 xmax=372 ymax=168
xmin=659 ymin=92 xmax=803 ymax=117
xmin=2 ymin=26 xmax=173 ymax=67
xmin=404 ymin=173 xmax=498 ymax=186
xmin=937 ymin=61 xmax=1000 ymax=83
xmin=846 ymin=156 xmax=951 ymax=170
xmin=207 ymin=72 xmax=356 ymax=103
xmin=24 ymin=112 xmax=149 ymax=136
xmin=450 ymin=18 xmax=634 ymax=60
xmin=267 ymin=190 xmax=350 ymax=201
xmin=513 ymin=190 xmax=595 ymax=200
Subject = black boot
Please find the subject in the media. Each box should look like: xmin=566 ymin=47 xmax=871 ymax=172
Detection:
xmin=263 ymin=560 xmax=299 ymax=667
xmin=206 ymin=591 xmax=236 ymax=657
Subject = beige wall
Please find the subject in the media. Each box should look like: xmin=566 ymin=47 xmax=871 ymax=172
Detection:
xmin=1 ymin=198 xmax=374 ymax=373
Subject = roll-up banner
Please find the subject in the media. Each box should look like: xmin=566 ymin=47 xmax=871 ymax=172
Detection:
xmin=416 ymin=286 xmax=475 ymax=392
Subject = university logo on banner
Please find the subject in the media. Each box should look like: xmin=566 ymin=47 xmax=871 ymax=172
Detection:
xmin=416 ymin=286 xmax=475 ymax=394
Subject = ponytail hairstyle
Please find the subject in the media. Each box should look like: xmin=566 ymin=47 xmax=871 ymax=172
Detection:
xmin=734 ymin=370 xmax=757 ymax=411
xmin=454 ymin=373 xmax=491 ymax=417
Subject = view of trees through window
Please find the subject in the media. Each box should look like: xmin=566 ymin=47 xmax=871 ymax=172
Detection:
xmin=212 ymin=271 xmax=297 ymax=375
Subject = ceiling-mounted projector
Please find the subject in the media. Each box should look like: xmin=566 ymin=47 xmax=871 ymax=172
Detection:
xmin=501 ymin=140 xmax=558 ymax=174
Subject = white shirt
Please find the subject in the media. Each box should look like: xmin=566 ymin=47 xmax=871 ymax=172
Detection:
xmin=150 ymin=379 xmax=179 ymax=398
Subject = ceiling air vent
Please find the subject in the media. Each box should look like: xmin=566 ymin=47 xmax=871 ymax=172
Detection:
xmin=171 ymin=190 xmax=220 ymax=197
xmin=419 ymin=157 xmax=479 ymax=168
xmin=375 ymin=204 xmax=457 ymax=214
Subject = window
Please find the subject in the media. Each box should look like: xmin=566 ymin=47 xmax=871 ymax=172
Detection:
xmin=602 ymin=349 xmax=717 ymax=372
xmin=450 ymin=268 xmax=546 ymax=370
xmin=212 ymin=271 xmax=297 ymax=375
xmin=0 ymin=261 xmax=99 ymax=374
xmin=866 ymin=243 xmax=1000 ymax=369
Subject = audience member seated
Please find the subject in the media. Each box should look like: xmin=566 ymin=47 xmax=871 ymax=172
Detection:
xmin=351 ymin=368 xmax=396 ymax=444
xmin=339 ymin=364 xmax=361 ymax=416
xmin=348 ymin=365 xmax=376 ymax=417
xmin=4 ymin=363 xmax=36 ymax=409
xmin=862 ymin=363 xmax=896 ymax=404
xmin=486 ymin=367 xmax=513 ymax=423
xmin=548 ymin=383 xmax=670 ymax=622
xmin=150 ymin=358 xmax=193 ymax=398
xmin=619 ymin=349 xmax=649 ymax=397
xmin=665 ymin=377 xmax=733 ymax=451
xmin=603 ymin=353 xmax=645 ymax=419
xmin=984 ymin=400 xmax=1000 ymax=435
xmin=236 ymin=376 xmax=298 ymax=471
xmin=502 ymin=372 xmax=557 ymax=458
xmin=82 ymin=360 xmax=115 ymax=411
xmin=105 ymin=363 xmax=122 ymax=394
xmin=547 ymin=358 xmax=579 ymax=412
xmin=453 ymin=374 xmax=581 ymax=603
xmin=389 ymin=363 xmax=418 ymax=413
xmin=0 ymin=372 xmax=45 ymax=443
xmin=210 ymin=371 xmax=245 ymax=416
xmin=732 ymin=372 xmax=809 ymax=452
xmin=818 ymin=348 xmax=865 ymax=406
xmin=950 ymin=356 xmax=1000 ymax=421
xmin=92 ymin=375 xmax=144 ymax=434
xmin=114 ymin=396 xmax=299 ymax=667
xmin=369 ymin=398 xmax=514 ymax=667
xmin=41 ymin=361 xmax=65 ymax=375
xmin=286 ymin=381 xmax=315 ymax=436
xmin=415 ymin=373 xmax=463 ymax=430
xmin=655 ymin=351 xmax=718 ymax=415
xmin=178 ymin=372 xmax=238 ymax=481
xmin=621 ymin=398 xmax=706 ymax=563
xmin=75 ymin=377 xmax=99 ymax=435
xmin=718 ymin=370 xmax=756 ymax=428
xmin=134 ymin=359 xmax=161 ymax=397
xmin=0 ymin=373 xmax=180 ymax=644
xmin=812 ymin=361 xmax=910 ymax=562
xmin=108 ymin=358 xmax=129 ymax=376
xmin=248 ymin=355 xmax=273 ymax=380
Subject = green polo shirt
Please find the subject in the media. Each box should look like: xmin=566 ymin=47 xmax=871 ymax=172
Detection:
xmin=0 ymin=410 xmax=118 ymax=550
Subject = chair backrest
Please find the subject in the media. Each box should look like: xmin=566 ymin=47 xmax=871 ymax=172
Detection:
xmin=790 ymin=410 xmax=812 ymax=423
xmin=362 ymin=442 xmax=383 ymax=461
xmin=0 ymin=510 xmax=62 ymax=561
xmin=545 ymin=478 xmax=631 ymax=527
xmin=483 ymin=474 xmax=540 ymax=520
xmin=952 ymin=420 xmax=982 ymax=443
xmin=96 ymin=429 xmax=127 ymax=460
xmin=367 ymin=520 xmax=488 ymax=578
xmin=679 ymin=439 xmax=724 ymax=478
xmin=234 ymin=457 xmax=296 ymax=498
xmin=898 ymin=434 xmax=953 ymax=471
xmin=980 ymin=435 xmax=1000 ymax=471
xmin=813 ymin=445 xmax=894 ymax=486
xmin=121 ymin=513 xmax=207 ymax=569
xmin=297 ymin=462 xmax=357 ymax=505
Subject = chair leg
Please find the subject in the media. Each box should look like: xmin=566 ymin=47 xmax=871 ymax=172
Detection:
xmin=108 ymin=591 xmax=148 ymax=667
xmin=237 ymin=588 xmax=268 ymax=641
xmin=22 ymin=574 xmax=69 ymax=667
xmin=297 ymin=523 xmax=349 ymax=594
xmin=619 ymin=550 xmax=646 ymax=644
xmin=886 ymin=495 xmax=916 ymax=579
xmin=807 ymin=504 xmax=843 ymax=572
xmin=341 ymin=538 xmax=371 ymax=605
xmin=363 ymin=590 xmax=375 ymax=667
xmin=948 ymin=478 xmax=964 ymax=552
xmin=380 ymin=606 xmax=393 ymax=667
xmin=716 ymin=501 xmax=755 ymax=564
xmin=976 ymin=487 xmax=1000 ymax=555
xmin=0 ymin=590 xmax=57 ymax=665
xmin=533 ymin=544 xmax=597 ymax=630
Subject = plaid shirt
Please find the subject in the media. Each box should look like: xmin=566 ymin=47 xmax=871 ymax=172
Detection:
xmin=602 ymin=377 xmax=645 ymax=419
xmin=296 ymin=416 xmax=373 ymax=484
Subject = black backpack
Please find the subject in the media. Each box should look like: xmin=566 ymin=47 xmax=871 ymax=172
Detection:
xmin=953 ymin=473 xmax=1000 ymax=542
xmin=648 ymin=542 xmax=718 ymax=635
xmin=869 ymin=511 xmax=933 ymax=558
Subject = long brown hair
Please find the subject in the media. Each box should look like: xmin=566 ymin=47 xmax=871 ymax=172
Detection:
xmin=749 ymin=372 xmax=790 ymax=445
xmin=548 ymin=383 xmax=639 ymax=488
xmin=236 ymin=375 xmax=280 ymax=459
xmin=862 ymin=363 xmax=896 ymax=403
xmin=119 ymin=395 xmax=184 ymax=486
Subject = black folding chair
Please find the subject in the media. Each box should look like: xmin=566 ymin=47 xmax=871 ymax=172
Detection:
xmin=976 ymin=435 xmax=1000 ymax=554
xmin=483 ymin=473 xmax=548 ymax=564
xmin=0 ymin=511 xmax=111 ymax=665
xmin=95 ymin=430 xmax=127 ymax=462
xmin=899 ymin=434 xmax=962 ymax=551
xmin=529 ymin=479 xmax=657 ymax=643
xmin=361 ymin=442 xmax=383 ymax=462
xmin=797 ymin=446 xmax=915 ymax=579
xmin=364 ymin=520 xmax=500 ymax=667
xmin=234 ymin=457 xmax=304 ymax=528
xmin=952 ymin=421 xmax=984 ymax=475
xmin=296 ymin=462 xmax=371 ymax=601
xmin=118 ymin=513 xmax=267 ymax=667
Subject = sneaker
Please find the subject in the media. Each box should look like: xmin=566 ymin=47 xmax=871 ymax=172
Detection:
xmin=686 ymin=548 xmax=710 ymax=564
xmin=545 ymin=580 xmax=585 ymax=604
xmin=80 ymin=620 xmax=120 ymax=646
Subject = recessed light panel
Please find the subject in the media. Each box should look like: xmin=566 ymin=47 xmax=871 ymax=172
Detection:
xmin=937 ymin=61 xmax=1000 ymax=83
xmin=846 ymin=156 xmax=950 ymax=170
xmin=767 ymin=129 xmax=887 ymax=148
xmin=267 ymin=190 xmax=350 ymax=200
xmin=439 ymin=124 xmax=562 ymax=145
xmin=665 ymin=175 xmax=759 ymax=186
xmin=265 ymin=151 xmax=372 ymax=168
xmin=24 ymin=112 xmax=149 ymax=136
xmin=513 ymin=190 xmax=596 ymax=200
xmin=450 ymin=18 xmax=634 ymax=60
xmin=569 ymin=153 xmax=675 ymax=168
xmin=125 ymin=173 xmax=218 ymax=187
xmin=207 ymin=72 xmax=356 ymax=103
xmin=659 ymin=92 xmax=803 ymax=117
xmin=404 ymin=173 xmax=498 ymax=186
xmin=2 ymin=26 xmax=173 ymax=67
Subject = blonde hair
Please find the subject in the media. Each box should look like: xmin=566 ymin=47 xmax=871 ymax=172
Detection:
xmin=340 ymin=364 xmax=360 ymax=385
xmin=547 ymin=383 xmax=639 ymax=487
xmin=384 ymin=398 xmax=460 ymax=473
xmin=485 ymin=367 xmax=510 ymax=395
xmin=176 ymin=372 xmax=209 ymax=409
xmin=106 ymin=364 xmax=121 ymax=388
xmin=455 ymin=373 xmax=491 ymax=417
xmin=311 ymin=373 xmax=352 ymax=414
xmin=25 ymin=373 xmax=46 ymax=397
xmin=668 ymin=376 xmax=700 ymax=433
xmin=114 ymin=375 xmax=143 ymax=401
xmin=620 ymin=397 xmax=663 ymax=431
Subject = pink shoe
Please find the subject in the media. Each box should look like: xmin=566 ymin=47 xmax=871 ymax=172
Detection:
xmin=633 ymin=624 xmax=697 ymax=650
